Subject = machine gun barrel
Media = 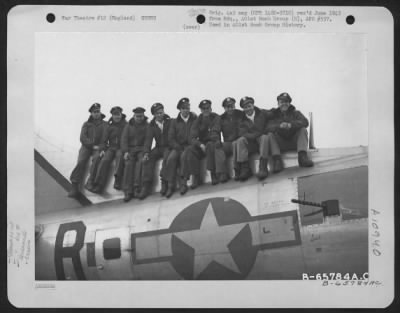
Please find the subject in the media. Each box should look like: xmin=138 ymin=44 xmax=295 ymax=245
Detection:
xmin=291 ymin=199 xmax=326 ymax=208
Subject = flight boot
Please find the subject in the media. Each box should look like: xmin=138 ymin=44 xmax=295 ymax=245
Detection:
xmin=92 ymin=184 xmax=103 ymax=194
xmin=160 ymin=179 xmax=168 ymax=196
xmin=298 ymin=151 xmax=314 ymax=167
xmin=272 ymin=155 xmax=283 ymax=173
xmin=133 ymin=186 xmax=141 ymax=198
xmin=123 ymin=191 xmax=133 ymax=202
xmin=166 ymin=185 xmax=175 ymax=198
xmin=68 ymin=183 xmax=79 ymax=198
xmin=113 ymin=177 xmax=122 ymax=190
xmin=180 ymin=178 xmax=189 ymax=195
xmin=190 ymin=175 xmax=202 ymax=189
xmin=84 ymin=180 xmax=96 ymax=193
xmin=138 ymin=182 xmax=151 ymax=200
xmin=239 ymin=161 xmax=252 ymax=181
xmin=211 ymin=172 xmax=219 ymax=185
xmin=256 ymin=158 xmax=269 ymax=180
xmin=219 ymin=173 xmax=229 ymax=183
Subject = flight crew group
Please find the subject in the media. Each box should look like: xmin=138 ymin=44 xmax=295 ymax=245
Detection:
xmin=67 ymin=92 xmax=314 ymax=202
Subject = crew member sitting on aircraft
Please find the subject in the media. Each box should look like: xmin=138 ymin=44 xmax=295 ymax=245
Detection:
xmin=265 ymin=92 xmax=314 ymax=169
xmin=167 ymin=98 xmax=198 ymax=196
xmin=68 ymin=102 xmax=108 ymax=198
xmin=140 ymin=103 xmax=172 ymax=199
xmin=214 ymin=97 xmax=244 ymax=182
xmin=121 ymin=107 xmax=149 ymax=202
xmin=189 ymin=99 xmax=221 ymax=185
xmin=235 ymin=97 xmax=271 ymax=181
xmin=88 ymin=106 xmax=127 ymax=194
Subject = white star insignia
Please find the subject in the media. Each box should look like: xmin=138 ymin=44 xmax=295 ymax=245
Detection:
xmin=174 ymin=202 xmax=246 ymax=279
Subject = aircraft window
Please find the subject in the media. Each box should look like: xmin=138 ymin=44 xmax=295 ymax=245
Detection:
xmin=103 ymin=237 xmax=121 ymax=260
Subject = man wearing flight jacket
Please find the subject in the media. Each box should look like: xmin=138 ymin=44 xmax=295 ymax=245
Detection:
xmin=121 ymin=107 xmax=149 ymax=202
xmin=167 ymin=98 xmax=198 ymax=197
xmin=189 ymin=99 xmax=221 ymax=185
xmin=90 ymin=106 xmax=127 ymax=194
xmin=265 ymin=92 xmax=314 ymax=170
xmin=214 ymin=97 xmax=244 ymax=183
xmin=68 ymin=102 xmax=108 ymax=198
xmin=236 ymin=97 xmax=271 ymax=181
xmin=141 ymin=102 xmax=172 ymax=199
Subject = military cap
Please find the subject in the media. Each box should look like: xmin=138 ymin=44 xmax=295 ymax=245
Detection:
xmin=88 ymin=102 xmax=101 ymax=112
xmin=277 ymin=92 xmax=292 ymax=102
xmin=151 ymin=102 xmax=164 ymax=115
xmin=239 ymin=96 xmax=254 ymax=108
xmin=132 ymin=107 xmax=146 ymax=114
xmin=199 ymin=99 xmax=212 ymax=109
xmin=177 ymin=97 xmax=190 ymax=109
xmin=110 ymin=106 xmax=123 ymax=114
xmin=222 ymin=97 xmax=236 ymax=107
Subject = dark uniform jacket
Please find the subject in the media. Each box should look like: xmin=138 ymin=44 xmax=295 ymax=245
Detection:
xmin=144 ymin=114 xmax=172 ymax=153
xmin=220 ymin=109 xmax=244 ymax=142
xmin=238 ymin=107 xmax=269 ymax=140
xmin=121 ymin=117 xmax=149 ymax=154
xmin=168 ymin=112 xmax=197 ymax=151
xmin=190 ymin=112 xmax=220 ymax=146
xmin=80 ymin=114 xmax=108 ymax=149
xmin=265 ymin=105 xmax=309 ymax=139
xmin=99 ymin=115 xmax=127 ymax=151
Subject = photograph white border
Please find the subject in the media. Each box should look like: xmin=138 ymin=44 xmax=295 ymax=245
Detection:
xmin=7 ymin=5 xmax=394 ymax=308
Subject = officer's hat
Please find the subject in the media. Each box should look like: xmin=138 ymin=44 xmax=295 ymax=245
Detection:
xmin=151 ymin=102 xmax=164 ymax=115
xmin=177 ymin=97 xmax=190 ymax=110
xmin=222 ymin=97 xmax=236 ymax=107
xmin=239 ymin=96 xmax=254 ymax=108
xmin=88 ymin=102 xmax=101 ymax=113
xmin=110 ymin=106 xmax=123 ymax=114
xmin=277 ymin=92 xmax=292 ymax=102
xmin=133 ymin=107 xmax=146 ymax=114
xmin=199 ymin=99 xmax=212 ymax=109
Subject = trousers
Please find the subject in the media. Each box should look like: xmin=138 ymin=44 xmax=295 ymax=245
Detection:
xmin=269 ymin=127 xmax=309 ymax=154
xmin=234 ymin=134 xmax=270 ymax=162
xmin=70 ymin=145 xmax=101 ymax=185
xmin=214 ymin=141 xmax=236 ymax=174
xmin=202 ymin=141 xmax=217 ymax=172
xmin=122 ymin=149 xmax=145 ymax=193
xmin=141 ymin=147 xmax=170 ymax=184
xmin=94 ymin=149 xmax=124 ymax=188
xmin=164 ymin=145 xmax=203 ymax=185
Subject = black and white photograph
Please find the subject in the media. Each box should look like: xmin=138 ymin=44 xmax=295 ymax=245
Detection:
xmin=7 ymin=5 xmax=394 ymax=308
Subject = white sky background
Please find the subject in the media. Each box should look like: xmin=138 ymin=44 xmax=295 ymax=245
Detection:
xmin=35 ymin=32 xmax=367 ymax=150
